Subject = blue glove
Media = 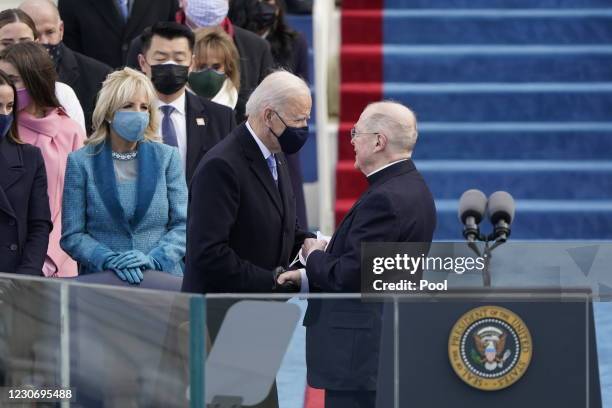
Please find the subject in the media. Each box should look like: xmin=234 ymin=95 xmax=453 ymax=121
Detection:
xmin=113 ymin=267 xmax=144 ymax=284
xmin=112 ymin=250 xmax=158 ymax=270
xmin=103 ymin=254 xmax=120 ymax=271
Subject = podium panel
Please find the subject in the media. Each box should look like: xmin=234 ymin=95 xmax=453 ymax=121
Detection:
xmin=377 ymin=299 xmax=602 ymax=408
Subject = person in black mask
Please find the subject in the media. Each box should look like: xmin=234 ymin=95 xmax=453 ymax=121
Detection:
xmin=19 ymin=0 xmax=112 ymax=134
xmin=183 ymin=69 xmax=312 ymax=292
xmin=229 ymin=0 xmax=311 ymax=230
xmin=0 ymin=69 xmax=51 ymax=275
xmin=183 ymin=69 xmax=312 ymax=291
xmin=138 ymin=22 xmax=235 ymax=183
xmin=182 ymin=70 xmax=314 ymax=408
xmin=229 ymin=0 xmax=309 ymax=81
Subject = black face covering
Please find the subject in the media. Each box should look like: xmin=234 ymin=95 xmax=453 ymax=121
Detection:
xmin=270 ymin=111 xmax=309 ymax=154
xmin=42 ymin=42 xmax=63 ymax=66
xmin=150 ymin=63 xmax=189 ymax=95
xmin=255 ymin=2 xmax=277 ymax=32
xmin=0 ymin=113 xmax=12 ymax=140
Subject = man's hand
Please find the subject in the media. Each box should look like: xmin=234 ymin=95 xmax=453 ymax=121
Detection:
xmin=277 ymin=269 xmax=302 ymax=288
xmin=273 ymin=266 xmax=300 ymax=292
xmin=302 ymin=238 xmax=327 ymax=261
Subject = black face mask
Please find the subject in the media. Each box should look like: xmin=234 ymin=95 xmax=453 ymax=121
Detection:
xmin=42 ymin=42 xmax=63 ymax=66
xmin=150 ymin=63 xmax=189 ymax=95
xmin=255 ymin=2 xmax=277 ymax=32
xmin=0 ymin=113 xmax=12 ymax=140
xmin=270 ymin=111 xmax=309 ymax=154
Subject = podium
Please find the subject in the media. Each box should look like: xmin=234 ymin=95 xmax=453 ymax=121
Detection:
xmin=376 ymin=290 xmax=602 ymax=408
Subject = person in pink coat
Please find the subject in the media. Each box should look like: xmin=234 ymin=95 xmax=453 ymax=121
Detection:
xmin=0 ymin=41 xmax=84 ymax=277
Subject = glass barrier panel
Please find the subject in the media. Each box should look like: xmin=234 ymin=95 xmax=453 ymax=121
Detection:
xmin=0 ymin=245 xmax=609 ymax=408
xmin=0 ymin=273 xmax=204 ymax=408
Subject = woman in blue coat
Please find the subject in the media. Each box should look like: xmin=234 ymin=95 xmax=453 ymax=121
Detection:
xmin=61 ymin=67 xmax=187 ymax=284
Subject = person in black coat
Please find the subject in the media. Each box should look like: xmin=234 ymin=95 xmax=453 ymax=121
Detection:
xmin=183 ymin=70 xmax=313 ymax=408
xmin=58 ymin=0 xmax=178 ymax=68
xmin=229 ymin=0 xmax=310 ymax=228
xmin=0 ymin=70 xmax=51 ymax=275
xmin=183 ymin=69 xmax=313 ymax=294
xmin=278 ymin=102 xmax=437 ymax=408
xmin=228 ymin=0 xmax=308 ymax=79
xmin=229 ymin=24 xmax=274 ymax=122
xmin=138 ymin=22 xmax=235 ymax=183
xmin=19 ymin=0 xmax=113 ymax=134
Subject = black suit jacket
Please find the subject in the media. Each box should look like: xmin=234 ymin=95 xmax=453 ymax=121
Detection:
xmin=232 ymin=26 xmax=273 ymax=122
xmin=0 ymin=139 xmax=52 ymax=275
xmin=182 ymin=123 xmax=313 ymax=293
xmin=184 ymin=91 xmax=236 ymax=183
xmin=58 ymin=0 xmax=178 ymax=68
xmin=56 ymin=44 xmax=113 ymax=134
xmin=303 ymin=160 xmax=436 ymax=390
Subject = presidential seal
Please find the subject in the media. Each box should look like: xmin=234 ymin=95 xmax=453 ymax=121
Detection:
xmin=448 ymin=306 xmax=532 ymax=391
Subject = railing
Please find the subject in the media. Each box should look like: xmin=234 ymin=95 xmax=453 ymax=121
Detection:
xmin=0 ymin=260 xmax=608 ymax=407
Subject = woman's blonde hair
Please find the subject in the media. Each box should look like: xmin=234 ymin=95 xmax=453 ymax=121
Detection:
xmin=194 ymin=27 xmax=241 ymax=91
xmin=87 ymin=67 xmax=161 ymax=146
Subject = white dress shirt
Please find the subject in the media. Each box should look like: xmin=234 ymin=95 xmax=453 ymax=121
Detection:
xmin=246 ymin=120 xmax=273 ymax=161
xmin=156 ymin=92 xmax=187 ymax=174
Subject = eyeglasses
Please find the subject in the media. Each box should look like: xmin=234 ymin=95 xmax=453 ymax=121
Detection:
xmin=350 ymin=127 xmax=378 ymax=140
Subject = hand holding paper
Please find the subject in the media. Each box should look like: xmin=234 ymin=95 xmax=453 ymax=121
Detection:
xmin=290 ymin=231 xmax=331 ymax=267
xmin=302 ymin=238 xmax=327 ymax=261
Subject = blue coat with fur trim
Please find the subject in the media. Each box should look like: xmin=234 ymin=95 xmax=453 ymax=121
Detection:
xmin=60 ymin=141 xmax=187 ymax=276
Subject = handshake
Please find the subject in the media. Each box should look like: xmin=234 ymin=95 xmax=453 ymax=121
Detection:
xmin=273 ymin=237 xmax=328 ymax=292
xmin=103 ymin=250 xmax=160 ymax=284
xmin=273 ymin=266 xmax=301 ymax=293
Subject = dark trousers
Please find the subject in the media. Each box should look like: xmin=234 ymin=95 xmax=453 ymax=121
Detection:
xmin=325 ymin=390 xmax=376 ymax=408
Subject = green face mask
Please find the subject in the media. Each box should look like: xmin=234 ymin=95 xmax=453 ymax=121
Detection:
xmin=188 ymin=69 xmax=226 ymax=99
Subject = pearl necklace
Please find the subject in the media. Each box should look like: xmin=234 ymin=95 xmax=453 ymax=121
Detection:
xmin=111 ymin=150 xmax=138 ymax=161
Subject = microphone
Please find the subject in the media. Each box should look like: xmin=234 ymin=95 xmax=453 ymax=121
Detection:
xmin=458 ymin=189 xmax=487 ymax=242
xmin=487 ymin=191 xmax=515 ymax=242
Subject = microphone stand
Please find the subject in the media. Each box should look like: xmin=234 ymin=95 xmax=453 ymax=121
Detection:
xmin=464 ymin=233 xmax=508 ymax=288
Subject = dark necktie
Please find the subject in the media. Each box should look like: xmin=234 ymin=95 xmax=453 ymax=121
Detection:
xmin=160 ymin=105 xmax=178 ymax=147
xmin=266 ymin=155 xmax=278 ymax=187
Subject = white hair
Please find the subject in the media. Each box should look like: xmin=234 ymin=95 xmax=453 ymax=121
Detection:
xmin=362 ymin=101 xmax=418 ymax=154
xmin=245 ymin=70 xmax=310 ymax=117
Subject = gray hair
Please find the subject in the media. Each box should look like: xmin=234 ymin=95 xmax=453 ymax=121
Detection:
xmin=245 ymin=70 xmax=310 ymax=117
xmin=19 ymin=0 xmax=60 ymax=21
xmin=362 ymin=101 xmax=418 ymax=155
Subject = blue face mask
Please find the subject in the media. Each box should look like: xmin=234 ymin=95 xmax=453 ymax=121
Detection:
xmin=110 ymin=111 xmax=149 ymax=142
xmin=0 ymin=113 xmax=13 ymax=140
